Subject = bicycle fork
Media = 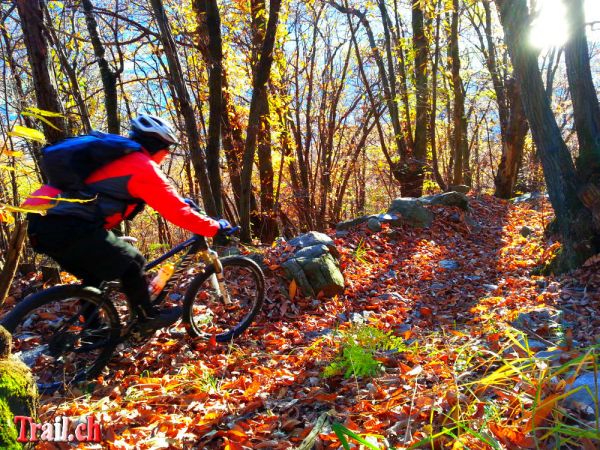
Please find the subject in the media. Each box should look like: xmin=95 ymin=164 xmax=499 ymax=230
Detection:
xmin=201 ymin=250 xmax=232 ymax=305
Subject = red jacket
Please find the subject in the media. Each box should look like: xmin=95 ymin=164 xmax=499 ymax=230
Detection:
xmin=23 ymin=149 xmax=220 ymax=237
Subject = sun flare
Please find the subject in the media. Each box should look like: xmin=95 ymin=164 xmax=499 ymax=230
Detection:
xmin=530 ymin=0 xmax=600 ymax=49
xmin=530 ymin=0 xmax=568 ymax=49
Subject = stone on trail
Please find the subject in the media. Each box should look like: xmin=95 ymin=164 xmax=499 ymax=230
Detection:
xmin=564 ymin=372 xmax=600 ymax=420
xmin=367 ymin=217 xmax=382 ymax=233
xmin=387 ymin=198 xmax=434 ymax=228
xmin=281 ymin=232 xmax=344 ymax=298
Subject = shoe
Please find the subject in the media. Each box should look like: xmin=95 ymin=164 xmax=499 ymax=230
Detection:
xmin=136 ymin=306 xmax=183 ymax=333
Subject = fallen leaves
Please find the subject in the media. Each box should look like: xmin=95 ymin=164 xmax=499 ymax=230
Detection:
xmin=5 ymin=195 xmax=600 ymax=449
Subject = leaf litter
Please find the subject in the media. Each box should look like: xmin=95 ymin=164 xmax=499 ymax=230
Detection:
xmin=5 ymin=194 xmax=600 ymax=449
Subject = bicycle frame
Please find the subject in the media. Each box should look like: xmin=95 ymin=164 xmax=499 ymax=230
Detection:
xmin=145 ymin=234 xmax=232 ymax=306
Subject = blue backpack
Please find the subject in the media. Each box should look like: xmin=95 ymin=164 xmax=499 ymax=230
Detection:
xmin=40 ymin=131 xmax=141 ymax=191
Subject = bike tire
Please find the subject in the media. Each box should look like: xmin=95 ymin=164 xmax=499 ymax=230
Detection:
xmin=1 ymin=285 xmax=121 ymax=393
xmin=182 ymin=256 xmax=264 ymax=342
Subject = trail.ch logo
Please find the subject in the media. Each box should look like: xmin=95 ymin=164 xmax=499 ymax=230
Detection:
xmin=13 ymin=415 xmax=102 ymax=443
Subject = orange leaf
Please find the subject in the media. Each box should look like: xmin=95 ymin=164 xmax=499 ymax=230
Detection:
xmin=420 ymin=307 xmax=432 ymax=316
xmin=525 ymin=394 xmax=559 ymax=432
xmin=488 ymin=423 xmax=535 ymax=448
xmin=289 ymin=279 xmax=297 ymax=299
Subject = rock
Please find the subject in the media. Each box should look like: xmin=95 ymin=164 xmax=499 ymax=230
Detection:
xmin=294 ymin=244 xmax=330 ymax=259
xmin=288 ymin=231 xmax=339 ymax=258
xmin=244 ymin=252 xmax=267 ymax=270
xmin=447 ymin=184 xmax=471 ymax=194
xmin=0 ymin=325 xmax=38 ymax=448
xmin=282 ymin=258 xmax=314 ymax=295
xmin=535 ymin=349 xmax=565 ymax=362
xmin=335 ymin=230 xmax=349 ymax=238
xmin=564 ymin=372 xmax=599 ymax=418
xmin=511 ymin=308 xmax=565 ymax=339
xmin=483 ymin=284 xmax=499 ymax=291
xmin=387 ymin=198 xmax=434 ymax=228
xmin=520 ymin=226 xmax=535 ymax=238
xmin=422 ymin=192 xmax=470 ymax=211
xmin=439 ymin=260 xmax=459 ymax=270
xmin=511 ymin=192 xmax=548 ymax=204
xmin=367 ymin=218 xmax=382 ymax=233
xmin=280 ymin=231 xmax=345 ymax=298
xmin=294 ymin=253 xmax=344 ymax=297
xmin=336 ymin=215 xmax=370 ymax=231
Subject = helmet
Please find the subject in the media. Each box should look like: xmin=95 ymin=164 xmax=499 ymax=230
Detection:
xmin=130 ymin=114 xmax=179 ymax=147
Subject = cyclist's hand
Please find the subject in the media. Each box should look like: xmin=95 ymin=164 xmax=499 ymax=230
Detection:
xmin=217 ymin=219 xmax=237 ymax=236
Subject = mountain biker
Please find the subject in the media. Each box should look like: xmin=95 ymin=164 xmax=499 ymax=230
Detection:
xmin=23 ymin=114 xmax=233 ymax=331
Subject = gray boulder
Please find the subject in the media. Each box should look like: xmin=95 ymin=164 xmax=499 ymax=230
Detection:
xmin=564 ymin=372 xmax=599 ymax=419
xmin=288 ymin=231 xmax=338 ymax=257
xmin=422 ymin=192 xmax=470 ymax=211
xmin=281 ymin=232 xmax=344 ymax=298
xmin=336 ymin=215 xmax=371 ymax=231
xmin=367 ymin=217 xmax=382 ymax=232
xmin=387 ymin=198 xmax=434 ymax=228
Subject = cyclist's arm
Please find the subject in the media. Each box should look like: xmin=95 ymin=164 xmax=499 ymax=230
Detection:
xmin=128 ymin=158 xmax=220 ymax=237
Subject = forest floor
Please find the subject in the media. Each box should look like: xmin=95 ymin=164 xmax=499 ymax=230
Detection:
xmin=7 ymin=194 xmax=600 ymax=449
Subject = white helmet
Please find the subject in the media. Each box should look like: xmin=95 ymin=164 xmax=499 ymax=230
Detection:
xmin=130 ymin=114 xmax=180 ymax=146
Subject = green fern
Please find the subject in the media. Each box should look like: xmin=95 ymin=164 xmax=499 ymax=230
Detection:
xmin=323 ymin=324 xmax=409 ymax=379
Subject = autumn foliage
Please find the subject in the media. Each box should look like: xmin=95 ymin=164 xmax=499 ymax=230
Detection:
xmin=1 ymin=196 xmax=593 ymax=449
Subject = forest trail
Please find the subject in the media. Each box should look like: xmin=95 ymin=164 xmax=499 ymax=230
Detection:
xmin=31 ymin=195 xmax=600 ymax=449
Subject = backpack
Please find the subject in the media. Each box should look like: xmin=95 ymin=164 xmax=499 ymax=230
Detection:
xmin=40 ymin=131 xmax=141 ymax=191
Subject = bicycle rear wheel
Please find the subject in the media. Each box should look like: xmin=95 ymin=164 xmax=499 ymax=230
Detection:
xmin=182 ymin=256 xmax=264 ymax=342
xmin=1 ymin=285 xmax=121 ymax=393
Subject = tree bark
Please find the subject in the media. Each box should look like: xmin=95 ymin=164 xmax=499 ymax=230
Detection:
xmin=16 ymin=0 xmax=67 ymax=144
xmin=81 ymin=0 xmax=120 ymax=135
xmin=494 ymin=78 xmax=529 ymax=198
xmin=150 ymin=0 xmax=217 ymax=217
xmin=563 ymin=0 xmax=600 ymax=184
xmin=471 ymin=0 xmax=529 ymax=198
xmin=251 ymin=0 xmax=278 ymax=242
xmin=239 ymin=0 xmax=282 ymax=243
xmin=0 ymin=221 xmax=27 ymax=305
xmin=449 ymin=0 xmax=469 ymax=186
xmin=496 ymin=0 xmax=597 ymax=270
xmin=410 ymin=0 xmax=430 ymax=197
xmin=429 ymin=3 xmax=447 ymax=191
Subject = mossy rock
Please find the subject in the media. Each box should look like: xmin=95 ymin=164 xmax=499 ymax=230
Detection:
xmin=0 ymin=326 xmax=38 ymax=449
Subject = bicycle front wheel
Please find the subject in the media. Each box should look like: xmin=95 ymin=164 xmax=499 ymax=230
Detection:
xmin=1 ymin=285 xmax=121 ymax=393
xmin=182 ymin=256 xmax=264 ymax=342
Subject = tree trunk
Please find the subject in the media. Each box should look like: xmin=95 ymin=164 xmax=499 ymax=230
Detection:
xmin=204 ymin=0 xmax=224 ymax=217
xmin=0 ymin=221 xmax=27 ymax=305
xmin=81 ymin=0 xmax=120 ymax=135
xmin=494 ymin=78 xmax=529 ymax=198
xmin=563 ymin=0 xmax=600 ymax=184
xmin=239 ymin=0 xmax=282 ymax=243
xmin=150 ymin=0 xmax=217 ymax=217
xmin=251 ymin=0 xmax=278 ymax=243
xmin=472 ymin=0 xmax=529 ymax=198
xmin=43 ymin=6 xmax=92 ymax=134
xmin=409 ymin=0 xmax=429 ymax=197
xmin=15 ymin=0 xmax=66 ymax=144
xmin=450 ymin=0 xmax=469 ymax=186
xmin=496 ymin=0 xmax=597 ymax=271
xmin=429 ymin=4 xmax=447 ymax=191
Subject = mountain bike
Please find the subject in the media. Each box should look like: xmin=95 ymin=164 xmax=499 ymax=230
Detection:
xmin=1 ymin=211 xmax=264 ymax=393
